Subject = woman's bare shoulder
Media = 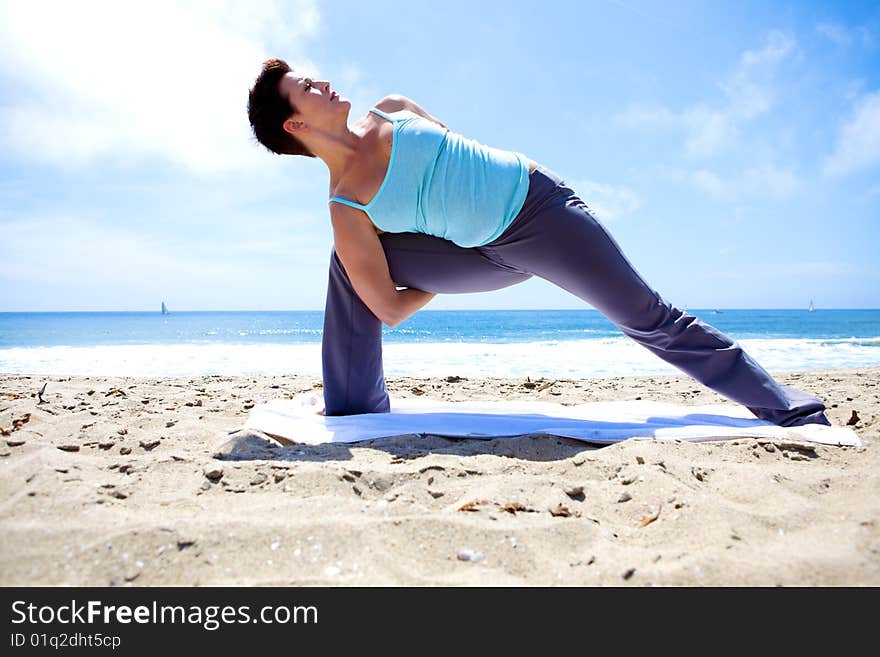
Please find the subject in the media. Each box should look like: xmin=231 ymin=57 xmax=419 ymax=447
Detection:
xmin=373 ymin=96 xmax=425 ymax=120
xmin=373 ymin=95 xmax=407 ymax=113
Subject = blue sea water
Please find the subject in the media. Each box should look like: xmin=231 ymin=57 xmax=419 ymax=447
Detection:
xmin=1 ymin=309 xmax=878 ymax=378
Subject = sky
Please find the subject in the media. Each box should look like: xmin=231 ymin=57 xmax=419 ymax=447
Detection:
xmin=1 ymin=0 xmax=878 ymax=312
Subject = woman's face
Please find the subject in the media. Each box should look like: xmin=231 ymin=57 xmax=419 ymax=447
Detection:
xmin=279 ymin=72 xmax=349 ymax=134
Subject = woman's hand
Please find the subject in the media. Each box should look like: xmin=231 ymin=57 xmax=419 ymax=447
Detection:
xmin=390 ymin=288 xmax=437 ymax=326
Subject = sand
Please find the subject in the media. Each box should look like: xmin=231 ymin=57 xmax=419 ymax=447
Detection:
xmin=0 ymin=367 xmax=877 ymax=586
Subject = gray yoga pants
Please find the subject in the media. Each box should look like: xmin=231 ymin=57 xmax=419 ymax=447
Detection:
xmin=321 ymin=166 xmax=830 ymax=427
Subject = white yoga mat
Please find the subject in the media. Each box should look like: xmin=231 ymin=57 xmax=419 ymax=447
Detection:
xmin=233 ymin=394 xmax=862 ymax=447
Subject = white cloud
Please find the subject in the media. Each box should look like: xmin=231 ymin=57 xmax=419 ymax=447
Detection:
xmin=762 ymin=261 xmax=860 ymax=277
xmin=0 ymin=214 xmax=230 ymax=296
xmin=859 ymin=182 xmax=880 ymax=203
xmin=3 ymin=215 xmax=234 ymax=283
xmin=816 ymin=22 xmax=853 ymax=47
xmin=741 ymin=164 xmax=802 ymax=198
xmin=816 ymin=21 xmax=876 ymax=48
xmin=613 ymin=103 xmax=677 ymax=129
xmin=614 ymin=31 xmax=796 ymax=157
xmin=823 ymin=90 xmax=880 ymax=176
xmin=688 ymin=169 xmax=729 ymax=197
xmin=671 ymin=164 xmax=802 ymax=200
xmin=681 ymin=106 xmax=737 ymax=157
xmin=0 ymin=212 xmax=331 ymax=310
xmin=721 ymin=30 xmax=795 ymax=120
xmin=570 ymin=179 xmax=641 ymax=221
xmin=708 ymin=261 xmax=860 ymax=283
xmin=0 ymin=0 xmax=324 ymax=174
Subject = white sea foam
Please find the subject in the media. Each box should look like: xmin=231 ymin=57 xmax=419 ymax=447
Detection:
xmin=1 ymin=337 xmax=878 ymax=378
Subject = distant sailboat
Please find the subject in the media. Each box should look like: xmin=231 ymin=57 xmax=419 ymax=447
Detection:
xmin=161 ymin=301 xmax=169 ymax=315
xmin=808 ymin=299 xmax=815 ymax=312
xmin=712 ymin=309 xmax=724 ymax=314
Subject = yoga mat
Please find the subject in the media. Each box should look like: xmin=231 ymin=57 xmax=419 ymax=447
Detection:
xmin=231 ymin=393 xmax=861 ymax=447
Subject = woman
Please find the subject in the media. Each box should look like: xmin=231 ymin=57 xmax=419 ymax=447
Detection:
xmin=247 ymin=59 xmax=829 ymax=427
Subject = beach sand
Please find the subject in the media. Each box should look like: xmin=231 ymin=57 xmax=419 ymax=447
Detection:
xmin=0 ymin=367 xmax=877 ymax=586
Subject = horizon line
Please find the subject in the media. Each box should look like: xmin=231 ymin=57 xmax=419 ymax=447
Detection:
xmin=2 ymin=307 xmax=879 ymax=314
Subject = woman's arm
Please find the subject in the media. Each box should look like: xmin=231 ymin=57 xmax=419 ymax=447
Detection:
xmin=330 ymin=203 xmax=436 ymax=327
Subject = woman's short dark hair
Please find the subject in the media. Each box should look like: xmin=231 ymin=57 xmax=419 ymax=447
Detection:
xmin=247 ymin=58 xmax=316 ymax=157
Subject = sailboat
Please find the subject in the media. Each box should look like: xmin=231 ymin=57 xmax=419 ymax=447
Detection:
xmin=161 ymin=301 xmax=169 ymax=315
xmin=808 ymin=299 xmax=815 ymax=312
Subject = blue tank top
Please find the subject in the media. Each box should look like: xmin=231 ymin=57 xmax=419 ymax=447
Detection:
xmin=328 ymin=107 xmax=531 ymax=248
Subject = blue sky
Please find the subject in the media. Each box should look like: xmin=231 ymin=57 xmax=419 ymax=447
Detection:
xmin=1 ymin=0 xmax=878 ymax=312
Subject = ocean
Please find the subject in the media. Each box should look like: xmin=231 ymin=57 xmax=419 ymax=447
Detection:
xmin=1 ymin=309 xmax=878 ymax=379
